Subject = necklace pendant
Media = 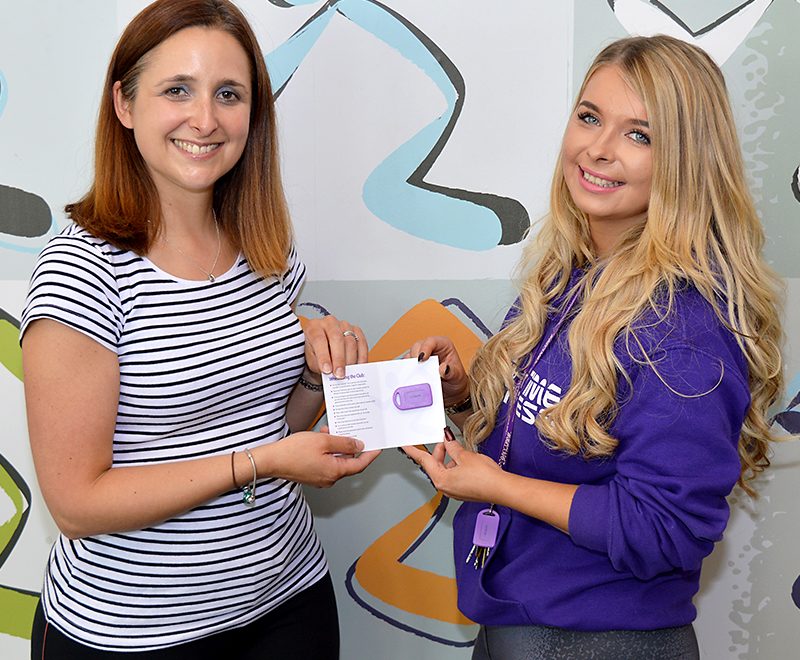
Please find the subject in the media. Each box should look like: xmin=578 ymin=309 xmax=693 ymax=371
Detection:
xmin=161 ymin=212 xmax=221 ymax=284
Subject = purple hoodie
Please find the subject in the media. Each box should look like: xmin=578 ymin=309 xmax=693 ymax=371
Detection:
xmin=454 ymin=280 xmax=750 ymax=630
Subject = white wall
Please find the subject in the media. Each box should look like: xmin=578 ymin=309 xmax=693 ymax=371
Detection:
xmin=1 ymin=2 xmax=798 ymax=658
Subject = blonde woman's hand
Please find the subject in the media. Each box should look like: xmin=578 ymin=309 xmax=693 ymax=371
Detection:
xmin=402 ymin=429 xmax=502 ymax=503
xmin=304 ymin=315 xmax=368 ymax=379
xmin=408 ymin=336 xmax=469 ymax=406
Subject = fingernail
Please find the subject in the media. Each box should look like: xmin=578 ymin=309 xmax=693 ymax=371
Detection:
xmin=444 ymin=365 xmax=450 ymax=376
xmin=335 ymin=367 xmax=345 ymax=379
xmin=444 ymin=426 xmax=456 ymax=442
xmin=322 ymin=363 xmax=332 ymax=374
xmin=418 ymin=352 xmax=426 ymax=362
xmin=355 ymin=440 xmax=365 ymax=452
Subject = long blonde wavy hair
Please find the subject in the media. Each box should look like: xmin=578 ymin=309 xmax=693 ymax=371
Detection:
xmin=464 ymin=35 xmax=784 ymax=496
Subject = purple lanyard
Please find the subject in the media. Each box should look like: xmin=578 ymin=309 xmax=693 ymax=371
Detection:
xmin=495 ymin=286 xmax=582 ymax=470
xmin=467 ymin=284 xmax=583 ymax=570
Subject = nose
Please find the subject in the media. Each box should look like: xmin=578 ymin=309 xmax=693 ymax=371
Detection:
xmin=188 ymin=97 xmax=218 ymax=136
xmin=586 ymin=127 xmax=616 ymax=162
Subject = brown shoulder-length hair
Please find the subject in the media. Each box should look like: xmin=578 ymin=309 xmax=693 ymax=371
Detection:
xmin=66 ymin=0 xmax=291 ymax=276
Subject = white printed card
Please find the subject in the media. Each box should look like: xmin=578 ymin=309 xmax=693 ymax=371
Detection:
xmin=322 ymin=357 xmax=446 ymax=451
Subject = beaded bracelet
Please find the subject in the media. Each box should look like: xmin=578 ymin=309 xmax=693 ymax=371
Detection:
xmin=298 ymin=372 xmax=324 ymax=392
xmin=445 ymin=393 xmax=473 ymax=416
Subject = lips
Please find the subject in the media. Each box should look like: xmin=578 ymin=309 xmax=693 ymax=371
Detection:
xmin=171 ymin=139 xmax=221 ymax=155
xmin=581 ymin=167 xmax=623 ymax=188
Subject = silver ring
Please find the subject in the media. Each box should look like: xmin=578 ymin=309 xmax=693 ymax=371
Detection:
xmin=342 ymin=330 xmax=359 ymax=341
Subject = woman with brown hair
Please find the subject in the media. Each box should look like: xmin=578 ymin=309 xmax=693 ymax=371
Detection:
xmin=406 ymin=35 xmax=784 ymax=659
xmin=21 ymin=1 xmax=376 ymax=657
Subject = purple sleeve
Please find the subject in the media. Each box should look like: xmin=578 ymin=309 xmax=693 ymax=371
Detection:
xmin=568 ymin=346 xmax=750 ymax=580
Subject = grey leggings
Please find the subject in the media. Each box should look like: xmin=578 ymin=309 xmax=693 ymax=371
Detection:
xmin=472 ymin=623 xmax=700 ymax=660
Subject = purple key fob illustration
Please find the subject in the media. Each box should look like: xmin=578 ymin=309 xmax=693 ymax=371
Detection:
xmin=472 ymin=508 xmax=499 ymax=548
xmin=393 ymin=383 xmax=433 ymax=410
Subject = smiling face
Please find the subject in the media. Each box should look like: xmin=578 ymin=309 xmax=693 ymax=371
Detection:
xmin=113 ymin=26 xmax=252 ymax=205
xmin=561 ymin=65 xmax=653 ymax=256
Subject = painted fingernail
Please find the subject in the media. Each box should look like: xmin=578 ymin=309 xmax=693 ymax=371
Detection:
xmin=444 ymin=426 xmax=456 ymax=442
xmin=418 ymin=353 xmax=426 ymax=362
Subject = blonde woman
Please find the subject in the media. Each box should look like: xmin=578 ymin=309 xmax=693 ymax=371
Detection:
xmin=405 ymin=35 xmax=783 ymax=659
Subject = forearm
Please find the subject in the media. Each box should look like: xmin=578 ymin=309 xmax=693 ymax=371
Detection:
xmin=410 ymin=438 xmax=578 ymax=535
xmin=46 ymin=431 xmax=377 ymax=540
xmin=46 ymin=450 xmax=249 ymax=539
xmin=285 ymin=367 xmax=325 ymax=432
xmin=491 ymin=471 xmax=578 ymax=534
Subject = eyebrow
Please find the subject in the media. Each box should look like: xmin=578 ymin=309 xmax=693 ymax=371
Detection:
xmin=578 ymin=100 xmax=650 ymax=128
xmin=155 ymin=74 xmax=248 ymax=90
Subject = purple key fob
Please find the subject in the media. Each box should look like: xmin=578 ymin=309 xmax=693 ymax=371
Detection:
xmin=393 ymin=383 xmax=433 ymax=410
xmin=472 ymin=508 xmax=500 ymax=548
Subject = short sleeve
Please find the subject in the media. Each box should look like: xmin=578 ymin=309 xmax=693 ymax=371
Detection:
xmin=20 ymin=232 xmax=123 ymax=353
xmin=281 ymin=244 xmax=306 ymax=305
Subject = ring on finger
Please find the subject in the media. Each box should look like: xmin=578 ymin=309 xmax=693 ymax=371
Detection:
xmin=342 ymin=330 xmax=359 ymax=341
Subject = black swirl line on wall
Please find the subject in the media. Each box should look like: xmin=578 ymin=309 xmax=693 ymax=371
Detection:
xmin=268 ymin=0 xmax=530 ymax=246
xmin=0 ymin=454 xmax=31 ymax=568
xmin=606 ymin=0 xmax=771 ymax=36
xmin=772 ymin=389 xmax=800 ymax=435
xmin=0 ymin=184 xmax=51 ymax=239
xmin=0 ymin=308 xmax=20 ymax=330
xmin=365 ymin=0 xmax=530 ymax=246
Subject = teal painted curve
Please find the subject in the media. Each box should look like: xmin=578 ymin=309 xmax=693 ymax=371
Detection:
xmin=0 ymin=70 xmax=7 ymax=117
xmin=266 ymin=0 xmax=529 ymax=250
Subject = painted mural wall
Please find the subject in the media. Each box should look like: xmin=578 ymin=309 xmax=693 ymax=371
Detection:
xmin=0 ymin=1 xmax=798 ymax=658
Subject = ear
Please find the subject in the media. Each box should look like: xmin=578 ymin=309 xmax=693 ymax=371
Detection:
xmin=112 ymin=81 xmax=134 ymax=129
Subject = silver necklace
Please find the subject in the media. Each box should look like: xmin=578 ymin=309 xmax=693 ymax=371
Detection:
xmin=161 ymin=213 xmax=221 ymax=282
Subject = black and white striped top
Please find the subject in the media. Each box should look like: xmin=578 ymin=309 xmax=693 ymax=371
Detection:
xmin=21 ymin=224 xmax=327 ymax=651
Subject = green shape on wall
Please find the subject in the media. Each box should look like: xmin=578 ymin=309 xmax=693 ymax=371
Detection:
xmin=0 ymin=314 xmax=36 ymax=638
xmin=0 ymin=588 xmax=37 ymax=639
xmin=0 ymin=454 xmax=36 ymax=640
xmin=0 ymin=466 xmax=27 ymax=565
xmin=0 ymin=317 xmax=22 ymax=381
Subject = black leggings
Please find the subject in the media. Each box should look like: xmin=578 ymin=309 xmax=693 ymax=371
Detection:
xmin=472 ymin=623 xmax=700 ymax=660
xmin=31 ymin=573 xmax=339 ymax=659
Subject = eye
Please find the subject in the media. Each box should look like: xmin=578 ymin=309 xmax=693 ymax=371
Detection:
xmin=217 ymin=87 xmax=241 ymax=103
xmin=628 ymin=129 xmax=651 ymax=146
xmin=577 ymin=111 xmax=600 ymax=126
xmin=163 ymin=86 xmax=189 ymax=98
